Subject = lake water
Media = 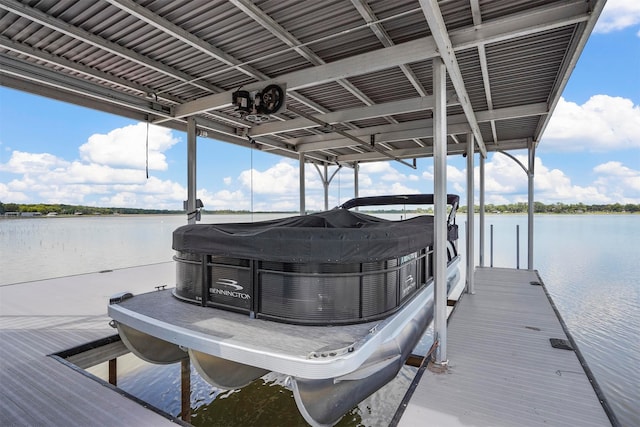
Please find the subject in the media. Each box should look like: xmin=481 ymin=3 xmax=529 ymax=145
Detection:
xmin=1 ymin=214 xmax=638 ymax=426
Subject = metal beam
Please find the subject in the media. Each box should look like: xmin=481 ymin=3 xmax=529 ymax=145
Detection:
xmin=533 ymin=0 xmax=606 ymax=144
xmin=432 ymin=57 xmax=448 ymax=367
xmin=229 ymin=0 xmax=386 ymax=112
xmin=299 ymin=153 xmax=306 ymax=215
xmin=187 ymin=117 xmax=197 ymax=225
xmin=1 ymin=0 xmax=336 ymax=135
xmin=450 ymin=0 xmax=590 ymax=51
xmin=528 ymin=139 xmax=535 ymax=269
xmin=354 ymin=162 xmax=359 ymax=203
xmin=477 ymin=44 xmax=498 ymax=144
xmin=419 ymin=0 xmax=486 ymax=157
xmin=313 ymin=164 xmax=342 ymax=210
xmin=0 ymin=0 xmax=220 ymax=93
xmin=0 ymin=55 xmax=173 ymax=119
xmin=0 ymin=35 xmax=182 ymax=106
xmin=294 ymin=103 xmax=548 ymax=153
xmin=0 ymin=72 xmax=150 ymax=124
xmin=0 ymin=46 xmax=315 ymax=159
xmin=251 ymin=93 xmax=457 ymax=137
xmin=173 ymin=0 xmax=590 ymax=118
xmin=104 ymin=0 xmax=257 ymax=79
xmin=288 ymin=105 xmax=417 ymax=170
xmin=174 ymin=35 xmax=439 ymax=118
xmin=466 ymin=132 xmax=475 ymax=294
xmin=106 ymin=0 xmax=337 ymax=119
xmin=345 ymin=0 xmax=433 ymax=148
xmin=469 ymin=0 xmax=482 ymax=27
xmin=479 ymin=155 xmax=486 ymax=266
xmin=350 ymin=0 xmax=427 ymax=97
xmin=334 ymin=137 xmax=532 ymax=163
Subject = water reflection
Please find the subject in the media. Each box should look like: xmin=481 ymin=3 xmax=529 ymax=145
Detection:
xmin=89 ymin=353 xmax=416 ymax=426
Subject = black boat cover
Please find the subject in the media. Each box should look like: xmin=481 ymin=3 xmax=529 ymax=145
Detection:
xmin=173 ymin=207 xmax=458 ymax=264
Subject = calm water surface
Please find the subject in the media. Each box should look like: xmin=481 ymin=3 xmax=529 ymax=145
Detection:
xmin=1 ymin=213 xmax=638 ymax=426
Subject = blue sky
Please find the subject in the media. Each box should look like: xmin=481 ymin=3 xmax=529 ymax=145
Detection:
xmin=1 ymin=1 xmax=639 ymax=211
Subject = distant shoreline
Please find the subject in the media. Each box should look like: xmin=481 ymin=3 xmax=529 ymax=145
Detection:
xmin=2 ymin=211 xmax=638 ymax=220
xmin=2 ymin=201 xmax=639 ymax=217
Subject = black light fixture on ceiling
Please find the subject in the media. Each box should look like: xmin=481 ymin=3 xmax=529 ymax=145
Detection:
xmin=232 ymin=83 xmax=286 ymax=123
xmin=232 ymin=90 xmax=253 ymax=113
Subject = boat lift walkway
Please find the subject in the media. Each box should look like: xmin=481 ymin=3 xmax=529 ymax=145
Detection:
xmin=397 ymin=267 xmax=613 ymax=427
xmin=1 ymin=264 xmax=613 ymax=426
xmin=0 ymin=263 xmax=179 ymax=427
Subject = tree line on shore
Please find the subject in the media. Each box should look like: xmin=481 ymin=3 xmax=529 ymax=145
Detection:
xmin=1 ymin=201 xmax=638 ymax=216
xmin=459 ymin=202 xmax=639 ymax=214
xmin=0 ymin=202 xmax=184 ymax=216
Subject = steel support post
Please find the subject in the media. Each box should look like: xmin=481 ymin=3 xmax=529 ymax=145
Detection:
xmin=187 ymin=117 xmax=197 ymax=225
xmin=432 ymin=57 xmax=448 ymax=367
xmin=299 ymin=152 xmax=306 ymax=215
xmin=354 ymin=162 xmax=359 ymax=210
xmin=479 ymin=155 xmax=486 ymax=267
xmin=528 ymin=139 xmax=535 ymax=269
xmin=323 ymin=164 xmax=329 ymax=210
xmin=466 ymin=132 xmax=475 ymax=294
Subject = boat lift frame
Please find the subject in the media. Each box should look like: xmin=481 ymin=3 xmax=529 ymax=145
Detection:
xmin=177 ymin=1 xmax=557 ymax=369
xmin=182 ymin=68 xmax=540 ymax=372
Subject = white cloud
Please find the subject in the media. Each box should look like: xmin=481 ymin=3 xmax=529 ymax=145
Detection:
xmin=534 ymin=164 xmax=610 ymax=204
xmin=474 ymin=153 xmax=640 ymax=204
xmin=39 ymin=184 xmax=95 ymax=205
xmin=0 ymin=123 xmax=185 ymax=208
xmin=388 ymin=182 xmax=420 ymax=194
xmin=447 ymin=164 xmax=467 ymax=183
xmin=199 ymin=188 xmax=249 ymax=210
xmin=0 ymin=182 xmax=28 ymax=202
xmin=0 ymin=151 xmax=68 ymax=173
xmin=477 ymin=154 xmax=528 ymax=198
xmin=97 ymin=176 xmax=187 ymax=210
xmin=238 ymin=160 xmax=300 ymax=194
xmin=112 ymin=176 xmax=185 ymax=196
xmin=543 ymin=96 xmax=640 ymax=151
xmin=420 ymin=163 xmax=467 ymax=190
xmin=49 ymin=162 xmax=148 ymax=184
xmin=266 ymin=198 xmax=299 ymax=212
xmin=592 ymin=161 xmax=640 ymax=202
xmin=78 ymin=123 xmax=179 ymax=170
xmin=359 ymin=162 xmax=397 ymax=174
xmin=594 ymin=0 xmax=640 ymax=34
xmin=375 ymin=167 xmax=421 ymax=184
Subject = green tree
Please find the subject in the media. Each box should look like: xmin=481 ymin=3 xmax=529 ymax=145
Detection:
xmin=3 ymin=202 xmax=19 ymax=213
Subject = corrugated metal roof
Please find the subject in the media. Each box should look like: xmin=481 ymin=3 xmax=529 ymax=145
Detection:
xmin=0 ymin=0 xmax=605 ymax=166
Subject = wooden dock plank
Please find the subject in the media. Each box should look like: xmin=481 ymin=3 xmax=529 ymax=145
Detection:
xmin=397 ymin=267 xmax=611 ymax=427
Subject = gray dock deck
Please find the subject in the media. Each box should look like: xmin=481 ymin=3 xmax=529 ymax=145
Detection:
xmin=2 ymin=264 xmax=614 ymax=426
xmin=0 ymin=263 xmax=179 ymax=427
xmin=398 ymin=267 xmax=612 ymax=427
